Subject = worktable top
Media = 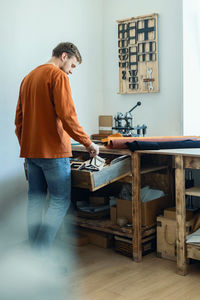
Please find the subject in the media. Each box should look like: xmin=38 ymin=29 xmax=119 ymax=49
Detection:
xmin=71 ymin=144 xmax=131 ymax=156
xmin=72 ymin=144 xmax=200 ymax=157
xmin=137 ymin=148 xmax=200 ymax=157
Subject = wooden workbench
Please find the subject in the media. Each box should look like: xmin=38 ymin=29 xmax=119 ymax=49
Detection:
xmin=72 ymin=145 xmax=200 ymax=275
xmin=136 ymin=148 xmax=200 ymax=275
xmin=71 ymin=144 xmax=173 ymax=262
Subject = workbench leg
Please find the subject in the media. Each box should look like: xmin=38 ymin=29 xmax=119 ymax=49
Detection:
xmin=167 ymin=159 xmax=175 ymax=206
xmin=175 ymin=155 xmax=187 ymax=275
xmin=132 ymin=152 xmax=142 ymax=262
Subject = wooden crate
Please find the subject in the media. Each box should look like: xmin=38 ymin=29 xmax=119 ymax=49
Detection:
xmin=157 ymin=215 xmax=195 ymax=261
xmin=114 ymin=235 xmax=156 ymax=257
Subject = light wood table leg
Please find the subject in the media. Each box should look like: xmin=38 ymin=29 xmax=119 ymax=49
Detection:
xmin=132 ymin=152 xmax=142 ymax=262
xmin=167 ymin=159 xmax=175 ymax=205
xmin=175 ymin=155 xmax=187 ymax=275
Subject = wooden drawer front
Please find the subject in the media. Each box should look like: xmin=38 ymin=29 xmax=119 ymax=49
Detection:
xmin=71 ymin=156 xmax=131 ymax=191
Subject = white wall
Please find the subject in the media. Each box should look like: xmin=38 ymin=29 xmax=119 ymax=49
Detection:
xmin=102 ymin=0 xmax=183 ymax=137
xmin=0 ymin=0 xmax=103 ymax=200
xmin=183 ymin=0 xmax=200 ymax=135
xmin=0 ymin=0 xmax=184 ymax=202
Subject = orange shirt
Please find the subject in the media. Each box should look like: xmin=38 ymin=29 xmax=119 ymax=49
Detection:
xmin=15 ymin=64 xmax=91 ymax=158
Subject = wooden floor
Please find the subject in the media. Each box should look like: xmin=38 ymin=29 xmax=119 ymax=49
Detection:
xmin=66 ymin=245 xmax=200 ymax=300
xmin=2 ymin=199 xmax=200 ymax=300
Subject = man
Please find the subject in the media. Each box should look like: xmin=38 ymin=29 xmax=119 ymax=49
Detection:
xmin=15 ymin=42 xmax=99 ymax=253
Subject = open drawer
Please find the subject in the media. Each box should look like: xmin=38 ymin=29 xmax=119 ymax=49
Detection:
xmin=71 ymin=154 xmax=131 ymax=191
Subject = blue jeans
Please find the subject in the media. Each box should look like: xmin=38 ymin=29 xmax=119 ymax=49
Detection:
xmin=26 ymin=158 xmax=71 ymax=252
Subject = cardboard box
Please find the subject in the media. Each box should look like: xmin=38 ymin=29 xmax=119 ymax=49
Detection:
xmin=117 ymin=199 xmax=132 ymax=224
xmin=157 ymin=215 xmax=195 ymax=261
xmin=117 ymin=196 xmax=172 ymax=227
xmin=164 ymin=207 xmax=195 ymax=221
xmin=91 ymin=133 xmax=109 ymax=141
xmin=110 ymin=206 xmax=117 ymax=224
xmin=80 ymin=228 xmax=112 ymax=248
xmin=142 ymin=196 xmax=173 ymax=227
xmin=99 ymin=115 xmax=113 ymax=135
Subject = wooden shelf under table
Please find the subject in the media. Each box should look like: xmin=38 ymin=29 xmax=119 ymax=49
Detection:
xmin=120 ymin=164 xmax=168 ymax=183
xmin=66 ymin=215 xmax=156 ymax=241
xmin=185 ymin=186 xmax=200 ymax=197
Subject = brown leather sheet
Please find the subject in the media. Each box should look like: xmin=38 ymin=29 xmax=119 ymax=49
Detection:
xmin=102 ymin=136 xmax=200 ymax=149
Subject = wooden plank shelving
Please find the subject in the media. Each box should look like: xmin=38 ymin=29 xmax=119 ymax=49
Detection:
xmin=185 ymin=186 xmax=200 ymax=197
xmin=120 ymin=164 xmax=168 ymax=183
xmin=71 ymin=145 xmax=173 ymax=262
xmin=141 ymin=165 xmax=168 ymax=175
xmin=66 ymin=215 xmax=156 ymax=240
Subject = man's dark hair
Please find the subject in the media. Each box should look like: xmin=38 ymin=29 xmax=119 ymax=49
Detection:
xmin=52 ymin=42 xmax=82 ymax=64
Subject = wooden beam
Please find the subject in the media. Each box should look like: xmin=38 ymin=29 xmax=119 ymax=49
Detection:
xmin=184 ymin=157 xmax=200 ymax=169
xmin=132 ymin=152 xmax=142 ymax=262
xmin=117 ymin=13 xmax=158 ymax=23
xmin=175 ymin=155 xmax=187 ymax=275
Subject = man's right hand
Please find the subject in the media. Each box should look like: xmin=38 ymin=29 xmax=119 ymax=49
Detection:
xmin=86 ymin=142 xmax=99 ymax=157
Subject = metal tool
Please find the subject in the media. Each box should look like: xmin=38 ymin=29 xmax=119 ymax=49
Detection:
xmin=79 ymin=156 xmax=106 ymax=172
xmin=147 ymin=68 xmax=154 ymax=91
xmin=112 ymin=101 xmax=147 ymax=137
